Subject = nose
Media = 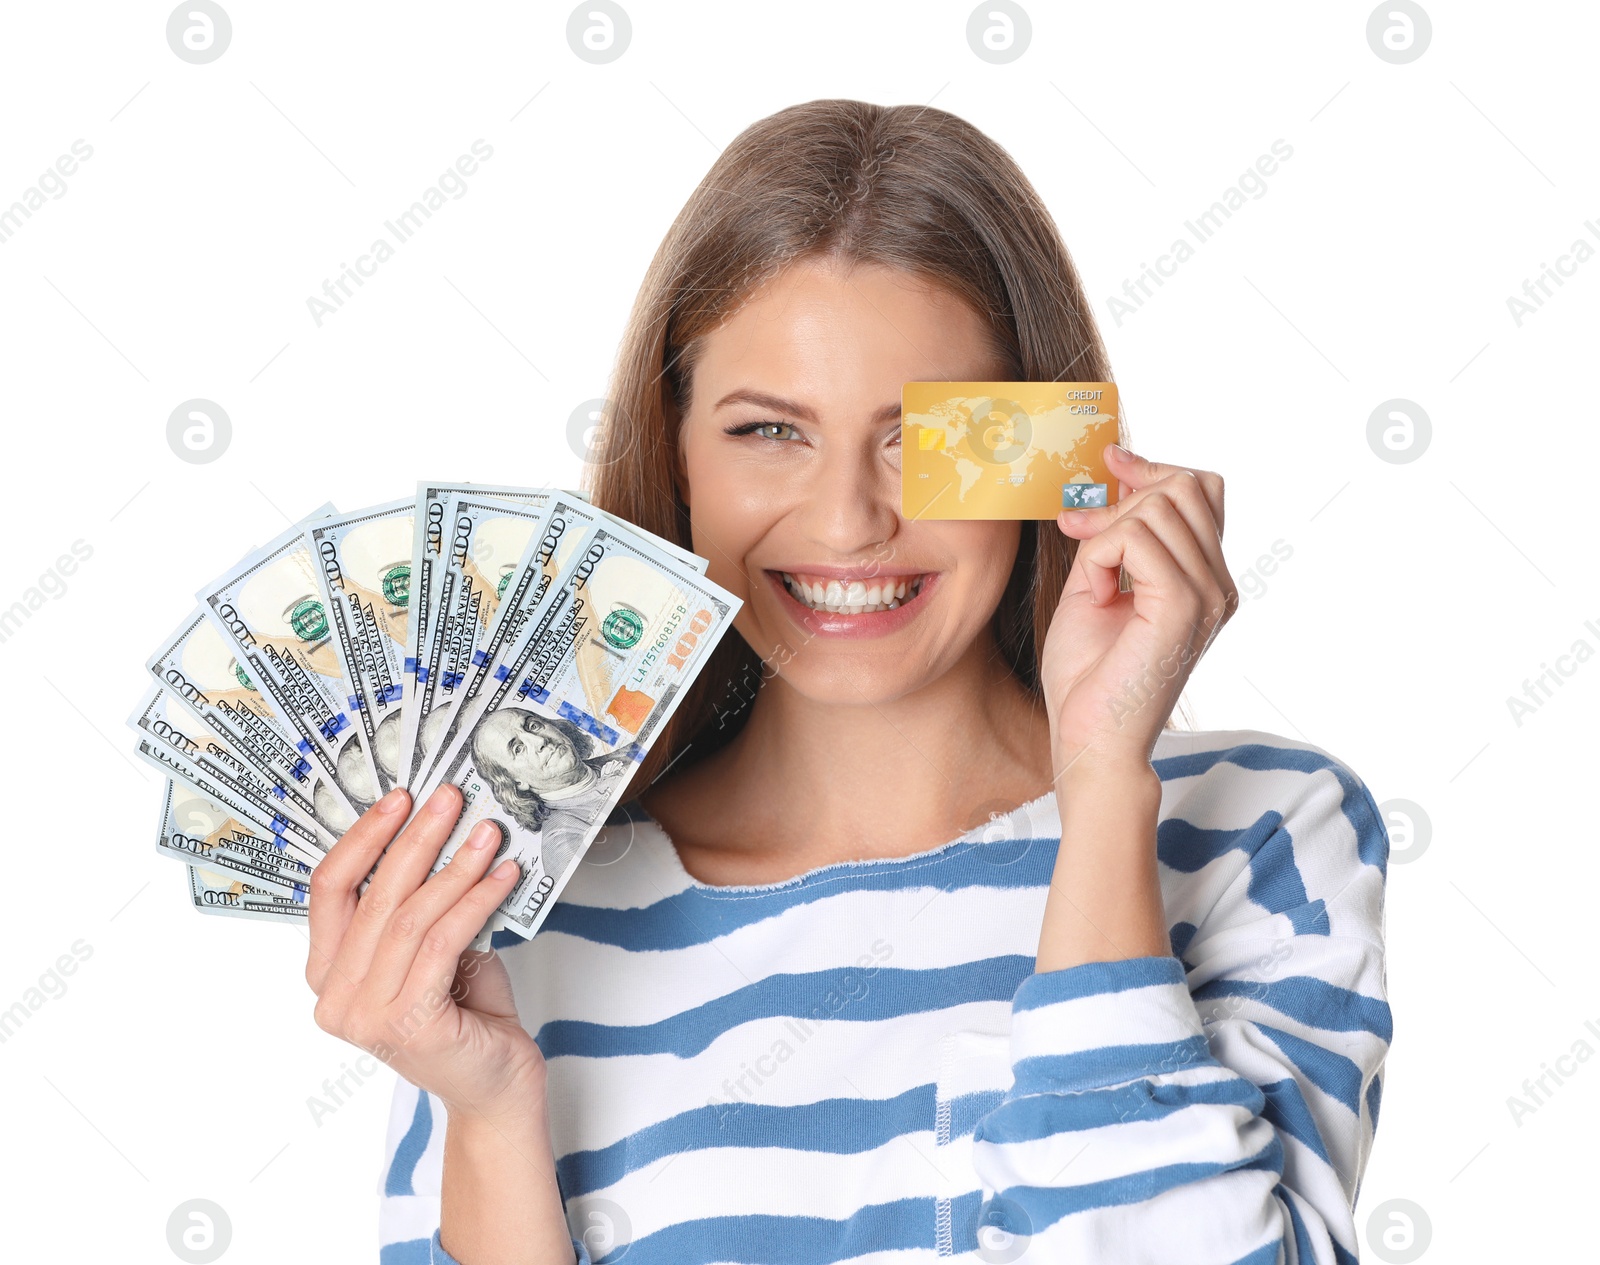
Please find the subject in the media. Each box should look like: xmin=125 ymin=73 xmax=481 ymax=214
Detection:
xmin=793 ymin=433 xmax=901 ymax=561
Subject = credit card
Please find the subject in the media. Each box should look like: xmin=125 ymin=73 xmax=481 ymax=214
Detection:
xmin=901 ymin=381 xmax=1120 ymax=520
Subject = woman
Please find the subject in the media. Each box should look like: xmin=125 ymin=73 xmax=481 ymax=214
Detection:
xmin=307 ymin=99 xmax=1391 ymax=1264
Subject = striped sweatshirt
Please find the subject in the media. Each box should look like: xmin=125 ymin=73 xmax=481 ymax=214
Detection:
xmin=377 ymin=726 xmax=1392 ymax=1264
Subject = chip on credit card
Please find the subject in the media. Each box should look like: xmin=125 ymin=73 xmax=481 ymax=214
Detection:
xmin=901 ymin=381 xmax=1120 ymax=520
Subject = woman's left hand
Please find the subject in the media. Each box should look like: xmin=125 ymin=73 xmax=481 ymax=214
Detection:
xmin=1040 ymin=443 xmax=1237 ymax=779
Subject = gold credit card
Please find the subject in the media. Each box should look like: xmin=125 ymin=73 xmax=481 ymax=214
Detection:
xmin=901 ymin=381 xmax=1120 ymax=520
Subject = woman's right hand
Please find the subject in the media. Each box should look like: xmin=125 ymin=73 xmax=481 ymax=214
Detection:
xmin=306 ymin=783 xmax=546 ymax=1124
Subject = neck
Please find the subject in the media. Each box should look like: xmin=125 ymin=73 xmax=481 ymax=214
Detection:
xmin=698 ymin=630 xmax=1055 ymax=863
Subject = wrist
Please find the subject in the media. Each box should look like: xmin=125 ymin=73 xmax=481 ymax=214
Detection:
xmin=1052 ymin=754 xmax=1163 ymax=874
xmin=1050 ymin=741 xmax=1160 ymax=799
xmin=444 ymin=1104 xmax=551 ymax=1172
xmin=440 ymin=1066 xmax=549 ymax=1141
xmin=441 ymin=1080 xmax=569 ymax=1265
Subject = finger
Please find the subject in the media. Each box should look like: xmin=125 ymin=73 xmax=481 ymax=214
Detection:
xmin=1104 ymin=485 xmax=1229 ymax=613
xmin=359 ymin=819 xmax=506 ymax=1004
xmin=401 ymin=857 xmax=522 ymax=1011
xmin=306 ymin=786 xmax=410 ymax=993
xmin=1073 ymin=514 xmax=1199 ymax=617
xmin=1062 ymin=444 xmax=1222 ymax=534
xmin=1108 ymin=443 xmax=1225 ymax=535
xmin=329 ymin=783 xmax=466 ymax=990
xmin=1136 ymin=493 xmax=1237 ymax=637
xmin=1059 ymin=469 xmax=1229 ymax=595
xmin=1059 ymin=445 xmax=1226 ymax=540
xmin=1118 ymin=491 xmax=1217 ymax=591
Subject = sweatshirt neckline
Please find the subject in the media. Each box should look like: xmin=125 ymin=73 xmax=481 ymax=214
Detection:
xmin=629 ymin=785 xmax=1063 ymax=896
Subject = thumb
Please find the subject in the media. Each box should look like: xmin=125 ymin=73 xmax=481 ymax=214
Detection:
xmin=452 ymin=949 xmax=519 ymax=1019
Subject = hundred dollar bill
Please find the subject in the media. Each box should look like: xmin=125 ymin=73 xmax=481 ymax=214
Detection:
xmin=414 ymin=521 xmax=740 ymax=942
xmin=397 ymin=483 xmax=590 ymax=790
xmin=147 ymin=607 xmax=360 ymax=836
xmin=407 ymin=491 xmax=578 ymax=793
xmin=197 ymin=516 xmax=379 ymax=818
xmin=306 ymin=500 xmax=414 ymax=799
xmin=187 ymin=864 xmax=309 ymax=921
xmin=156 ymin=778 xmax=316 ymax=894
xmin=411 ymin=495 xmax=708 ymax=792
xmin=398 ymin=483 xmax=461 ymax=791
xmin=516 ymin=528 xmax=725 ymax=756
xmin=132 ymin=687 xmax=331 ymax=863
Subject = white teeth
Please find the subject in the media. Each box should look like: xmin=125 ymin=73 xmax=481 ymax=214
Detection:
xmin=780 ymin=572 xmax=929 ymax=615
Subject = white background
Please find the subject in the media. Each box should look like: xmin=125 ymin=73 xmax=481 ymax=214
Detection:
xmin=0 ymin=1 xmax=1594 ymax=1261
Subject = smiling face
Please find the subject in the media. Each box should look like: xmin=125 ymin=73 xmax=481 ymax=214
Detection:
xmin=479 ymin=708 xmax=583 ymax=793
xmin=675 ymin=254 xmax=1021 ymax=706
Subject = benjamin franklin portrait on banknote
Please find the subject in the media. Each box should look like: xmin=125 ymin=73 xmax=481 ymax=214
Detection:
xmin=468 ymin=706 xmax=634 ymax=878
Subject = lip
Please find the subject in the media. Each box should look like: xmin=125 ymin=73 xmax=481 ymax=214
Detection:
xmin=766 ymin=563 xmax=930 ymax=583
xmin=765 ymin=568 xmax=939 ymax=640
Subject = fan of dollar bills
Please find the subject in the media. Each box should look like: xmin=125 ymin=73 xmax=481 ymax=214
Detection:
xmin=129 ymin=484 xmax=742 ymax=947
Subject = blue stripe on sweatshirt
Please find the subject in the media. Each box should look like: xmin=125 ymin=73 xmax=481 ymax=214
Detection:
xmin=1151 ymin=740 xmax=1389 ymax=875
xmin=379 ymin=728 xmax=1391 ymax=1265
xmin=385 ymin=1089 xmax=431 ymax=1197
xmin=540 ymin=841 xmax=1060 ymax=950
xmin=533 ymin=957 xmax=1036 ymax=1060
xmin=1192 ymin=975 xmax=1393 ymax=1043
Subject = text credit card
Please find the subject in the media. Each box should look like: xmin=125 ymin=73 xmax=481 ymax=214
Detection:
xmin=901 ymin=381 xmax=1120 ymax=520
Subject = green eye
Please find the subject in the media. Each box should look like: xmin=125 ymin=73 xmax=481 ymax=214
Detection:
xmin=290 ymin=599 xmax=328 ymax=642
xmin=382 ymin=564 xmax=411 ymax=606
xmin=497 ymin=570 xmax=513 ymax=598
xmin=233 ymin=661 xmax=253 ymax=691
xmin=725 ymin=419 xmax=800 ymax=442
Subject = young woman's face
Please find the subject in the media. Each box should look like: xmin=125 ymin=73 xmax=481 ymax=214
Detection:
xmin=676 ymin=256 xmax=1021 ymax=705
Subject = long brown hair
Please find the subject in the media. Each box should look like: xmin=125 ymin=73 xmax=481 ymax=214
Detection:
xmin=584 ymin=98 xmax=1185 ymax=799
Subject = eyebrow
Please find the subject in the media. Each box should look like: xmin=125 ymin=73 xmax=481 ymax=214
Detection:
xmin=713 ymin=388 xmax=901 ymax=426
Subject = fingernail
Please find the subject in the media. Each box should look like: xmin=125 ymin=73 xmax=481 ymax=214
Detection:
xmin=377 ymin=787 xmax=408 ymax=814
xmin=465 ymin=822 xmax=496 ymax=850
xmin=1108 ymin=442 xmax=1135 ymax=462
xmin=429 ymin=786 xmax=458 ymax=816
xmin=492 ymin=859 xmax=519 ymax=879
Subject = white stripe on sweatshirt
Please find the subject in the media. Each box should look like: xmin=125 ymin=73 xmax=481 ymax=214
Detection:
xmin=376 ymin=726 xmax=1391 ymax=1265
